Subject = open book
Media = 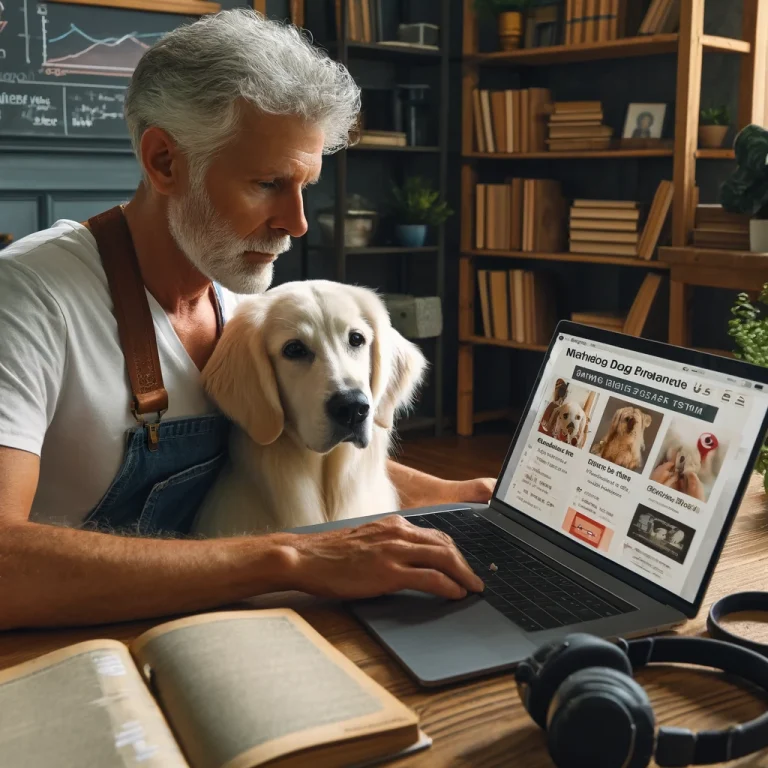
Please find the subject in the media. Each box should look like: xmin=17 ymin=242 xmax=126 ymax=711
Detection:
xmin=0 ymin=609 xmax=430 ymax=767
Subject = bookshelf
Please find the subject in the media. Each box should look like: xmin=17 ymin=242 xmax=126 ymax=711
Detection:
xmin=457 ymin=0 xmax=767 ymax=437
xmin=290 ymin=0 xmax=451 ymax=436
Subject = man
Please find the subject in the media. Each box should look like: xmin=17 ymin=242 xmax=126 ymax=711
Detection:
xmin=0 ymin=9 xmax=491 ymax=631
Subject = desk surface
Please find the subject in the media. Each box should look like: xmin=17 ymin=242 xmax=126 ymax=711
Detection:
xmin=2 ymin=475 xmax=768 ymax=768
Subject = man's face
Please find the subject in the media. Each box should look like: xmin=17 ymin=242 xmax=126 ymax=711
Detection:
xmin=639 ymin=115 xmax=652 ymax=129
xmin=167 ymin=109 xmax=324 ymax=294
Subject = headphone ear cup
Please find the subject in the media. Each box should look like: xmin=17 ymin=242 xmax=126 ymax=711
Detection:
xmin=519 ymin=633 xmax=633 ymax=729
xmin=546 ymin=667 xmax=656 ymax=768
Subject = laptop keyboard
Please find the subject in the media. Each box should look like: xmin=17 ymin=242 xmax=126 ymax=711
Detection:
xmin=407 ymin=509 xmax=634 ymax=633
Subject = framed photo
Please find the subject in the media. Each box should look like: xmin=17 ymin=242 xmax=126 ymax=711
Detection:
xmin=622 ymin=103 xmax=667 ymax=140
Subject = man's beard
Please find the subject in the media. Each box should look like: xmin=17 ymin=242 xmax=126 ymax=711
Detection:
xmin=167 ymin=182 xmax=291 ymax=294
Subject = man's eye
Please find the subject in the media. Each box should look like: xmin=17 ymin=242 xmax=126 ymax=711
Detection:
xmin=283 ymin=340 xmax=309 ymax=359
xmin=258 ymin=180 xmax=278 ymax=190
xmin=349 ymin=332 xmax=365 ymax=348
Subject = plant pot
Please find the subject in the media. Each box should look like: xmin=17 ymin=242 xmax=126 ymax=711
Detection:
xmin=498 ymin=11 xmax=522 ymax=51
xmin=750 ymin=219 xmax=768 ymax=253
xmin=698 ymin=124 xmax=729 ymax=149
xmin=394 ymin=224 xmax=427 ymax=248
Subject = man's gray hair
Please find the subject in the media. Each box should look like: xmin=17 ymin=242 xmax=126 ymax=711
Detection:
xmin=125 ymin=8 xmax=360 ymax=173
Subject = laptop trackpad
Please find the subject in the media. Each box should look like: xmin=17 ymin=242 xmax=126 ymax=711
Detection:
xmin=349 ymin=592 xmax=538 ymax=687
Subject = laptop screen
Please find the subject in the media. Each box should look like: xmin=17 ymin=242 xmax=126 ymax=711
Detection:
xmin=494 ymin=328 xmax=768 ymax=605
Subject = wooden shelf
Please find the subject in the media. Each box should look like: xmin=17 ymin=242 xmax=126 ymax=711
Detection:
xmin=464 ymin=149 xmax=674 ymax=160
xmin=308 ymin=245 xmax=439 ymax=256
xmin=463 ymin=249 xmax=671 ymax=269
xmin=695 ymin=148 xmax=735 ymax=159
xmin=659 ymin=246 xmax=768 ymax=268
xmin=350 ymin=144 xmax=440 ymax=153
xmin=328 ymin=41 xmax=441 ymax=60
xmin=461 ymin=335 xmax=548 ymax=352
xmin=467 ymin=34 xmax=749 ymax=67
xmin=47 ymin=0 xmax=220 ymax=12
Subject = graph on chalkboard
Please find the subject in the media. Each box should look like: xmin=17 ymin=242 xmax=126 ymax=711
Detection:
xmin=0 ymin=1 xmax=194 ymax=139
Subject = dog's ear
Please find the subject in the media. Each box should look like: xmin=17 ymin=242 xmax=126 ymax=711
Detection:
xmin=373 ymin=328 xmax=427 ymax=429
xmin=350 ymin=288 xmax=427 ymax=429
xmin=201 ymin=301 xmax=284 ymax=445
xmin=642 ymin=412 xmax=652 ymax=428
xmin=548 ymin=404 xmax=562 ymax=433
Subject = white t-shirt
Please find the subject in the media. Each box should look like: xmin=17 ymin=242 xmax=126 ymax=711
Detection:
xmin=0 ymin=219 xmax=242 ymax=527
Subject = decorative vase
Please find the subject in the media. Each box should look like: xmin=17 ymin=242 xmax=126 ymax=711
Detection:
xmin=395 ymin=224 xmax=427 ymax=248
xmin=698 ymin=124 xmax=729 ymax=149
xmin=750 ymin=219 xmax=768 ymax=253
xmin=498 ymin=11 xmax=522 ymax=51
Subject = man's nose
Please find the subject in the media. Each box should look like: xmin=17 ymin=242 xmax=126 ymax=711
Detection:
xmin=271 ymin=187 xmax=308 ymax=238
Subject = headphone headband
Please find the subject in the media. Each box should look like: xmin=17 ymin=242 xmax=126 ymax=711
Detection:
xmin=623 ymin=636 xmax=768 ymax=766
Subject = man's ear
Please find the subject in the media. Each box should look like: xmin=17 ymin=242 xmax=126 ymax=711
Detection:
xmin=373 ymin=328 xmax=428 ymax=429
xmin=201 ymin=301 xmax=284 ymax=445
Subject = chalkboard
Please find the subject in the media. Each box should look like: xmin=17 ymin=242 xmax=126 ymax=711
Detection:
xmin=0 ymin=1 xmax=196 ymax=139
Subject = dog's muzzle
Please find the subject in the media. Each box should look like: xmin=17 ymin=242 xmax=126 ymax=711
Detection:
xmin=326 ymin=389 xmax=370 ymax=447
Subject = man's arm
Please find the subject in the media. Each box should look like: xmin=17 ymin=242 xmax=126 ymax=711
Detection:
xmin=387 ymin=459 xmax=495 ymax=509
xmin=0 ymin=447 xmax=484 ymax=631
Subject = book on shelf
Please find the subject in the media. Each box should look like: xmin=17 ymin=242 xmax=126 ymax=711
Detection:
xmin=694 ymin=204 xmax=751 ymax=248
xmin=474 ymin=178 xmax=563 ymax=252
xmin=547 ymin=138 xmax=612 ymax=150
xmin=571 ymin=206 xmax=640 ymax=221
xmin=549 ymin=111 xmax=604 ymax=124
xmin=335 ymin=0 xmax=387 ymax=44
xmin=637 ymin=179 xmax=674 ymax=260
xmin=0 ymin=609 xmax=430 ymax=768
xmin=476 ymin=269 xmax=556 ymax=345
xmin=524 ymin=1 xmax=564 ymax=48
xmin=624 ymin=273 xmax=663 ymax=336
xmin=570 ymin=217 xmax=639 ymax=231
xmin=473 ymin=88 xmax=553 ymax=153
xmin=570 ymin=241 xmax=638 ymax=256
xmin=570 ymin=229 xmax=640 ymax=244
xmin=638 ymin=0 xmax=679 ymax=34
xmin=568 ymin=199 xmax=644 ymax=257
xmin=548 ymin=125 xmax=613 ymax=139
xmin=573 ymin=199 xmax=638 ymax=209
xmin=357 ymin=130 xmax=407 ymax=147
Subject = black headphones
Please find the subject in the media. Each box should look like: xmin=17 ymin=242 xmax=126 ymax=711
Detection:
xmin=516 ymin=632 xmax=768 ymax=768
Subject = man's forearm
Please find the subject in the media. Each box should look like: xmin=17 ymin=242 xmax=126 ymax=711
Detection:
xmin=0 ymin=522 xmax=296 ymax=630
xmin=387 ymin=459 xmax=449 ymax=509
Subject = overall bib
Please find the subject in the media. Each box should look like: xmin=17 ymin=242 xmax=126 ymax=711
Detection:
xmin=82 ymin=206 xmax=230 ymax=536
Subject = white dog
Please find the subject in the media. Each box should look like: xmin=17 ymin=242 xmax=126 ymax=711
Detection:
xmin=192 ymin=280 xmax=427 ymax=537
xmin=548 ymin=400 xmax=588 ymax=446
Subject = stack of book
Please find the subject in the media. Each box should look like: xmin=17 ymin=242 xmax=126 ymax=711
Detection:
xmin=472 ymin=88 xmax=552 ymax=153
xmin=336 ymin=0 xmax=381 ymax=43
xmin=568 ymin=181 xmax=674 ymax=260
xmin=569 ymin=200 xmax=642 ymax=256
xmin=477 ymin=269 xmax=557 ymax=345
xmin=638 ymin=0 xmax=680 ymax=34
xmin=547 ymin=101 xmax=612 ymax=152
xmin=693 ymin=205 xmax=751 ymax=250
xmin=475 ymin=178 xmax=566 ymax=253
xmin=565 ymin=0 xmax=620 ymax=44
xmin=357 ymin=129 xmax=407 ymax=147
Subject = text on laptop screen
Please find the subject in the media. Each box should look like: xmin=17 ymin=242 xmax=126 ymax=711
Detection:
xmin=496 ymin=332 xmax=768 ymax=603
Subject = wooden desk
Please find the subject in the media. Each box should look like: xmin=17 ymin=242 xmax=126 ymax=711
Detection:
xmin=2 ymin=475 xmax=768 ymax=768
xmin=659 ymin=246 xmax=768 ymax=349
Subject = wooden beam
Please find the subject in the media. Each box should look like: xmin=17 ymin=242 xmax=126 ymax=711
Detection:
xmin=669 ymin=278 xmax=691 ymax=347
xmin=738 ymin=0 xmax=768 ymax=130
xmin=289 ymin=0 xmax=305 ymax=27
xmin=47 ymin=0 xmax=220 ymax=12
xmin=252 ymin=0 xmax=266 ymax=14
xmin=671 ymin=0 xmax=703 ymax=247
xmin=457 ymin=256 xmax=476 ymax=437
xmin=462 ymin=0 xmax=478 ymax=56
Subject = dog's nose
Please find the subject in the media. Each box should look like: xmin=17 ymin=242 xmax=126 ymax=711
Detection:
xmin=326 ymin=390 xmax=370 ymax=428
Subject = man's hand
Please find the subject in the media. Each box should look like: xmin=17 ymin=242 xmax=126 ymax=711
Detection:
xmin=284 ymin=515 xmax=485 ymax=601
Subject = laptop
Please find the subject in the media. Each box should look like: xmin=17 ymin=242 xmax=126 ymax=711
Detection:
xmin=295 ymin=322 xmax=768 ymax=686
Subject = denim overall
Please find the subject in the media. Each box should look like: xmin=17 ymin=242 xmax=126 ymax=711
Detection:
xmin=82 ymin=207 xmax=230 ymax=536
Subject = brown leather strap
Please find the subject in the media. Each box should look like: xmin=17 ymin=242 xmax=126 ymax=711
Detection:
xmin=88 ymin=206 xmax=168 ymax=419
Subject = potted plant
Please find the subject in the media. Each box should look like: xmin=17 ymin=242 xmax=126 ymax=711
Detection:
xmin=474 ymin=0 xmax=530 ymax=51
xmin=390 ymin=176 xmax=453 ymax=248
xmin=699 ymin=105 xmax=730 ymax=149
xmin=728 ymin=285 xmax=768 ymax=492
xmin=720 ymin=124 xmax=768 ymax=252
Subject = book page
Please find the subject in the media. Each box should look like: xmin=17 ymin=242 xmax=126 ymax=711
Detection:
xmin=131 ymin=610 xmax=418 ymax=768
xmin=0 ymin=639 xmax=188 ymax=767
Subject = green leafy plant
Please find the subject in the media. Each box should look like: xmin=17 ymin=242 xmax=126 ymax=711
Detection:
xmin=719 ymin=124 xmax=768 ymax=219
xmin=390 ymin=177 xmax=453 ymax=227
xmin=474 ymin=0 xmax=530 ymax=17
xmin=700 ymin=105 xmax=730 ymax=126
xmin=729 ymin=285 xmax=768 ymax=490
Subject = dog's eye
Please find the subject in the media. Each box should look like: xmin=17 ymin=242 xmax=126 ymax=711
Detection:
xmin=349 ymin=331 xmax=366 ymax=348
xmin=283 ymin=340 xmax=309 ymax=360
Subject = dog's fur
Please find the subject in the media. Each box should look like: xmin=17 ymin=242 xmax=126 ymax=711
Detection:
xmin=548 ymin=400 xmax=588 ymax=446
xmin=192 ymin=280 xmax=427 ymax=537
xmin=593 ymin=406 xmax=652 ymax=471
